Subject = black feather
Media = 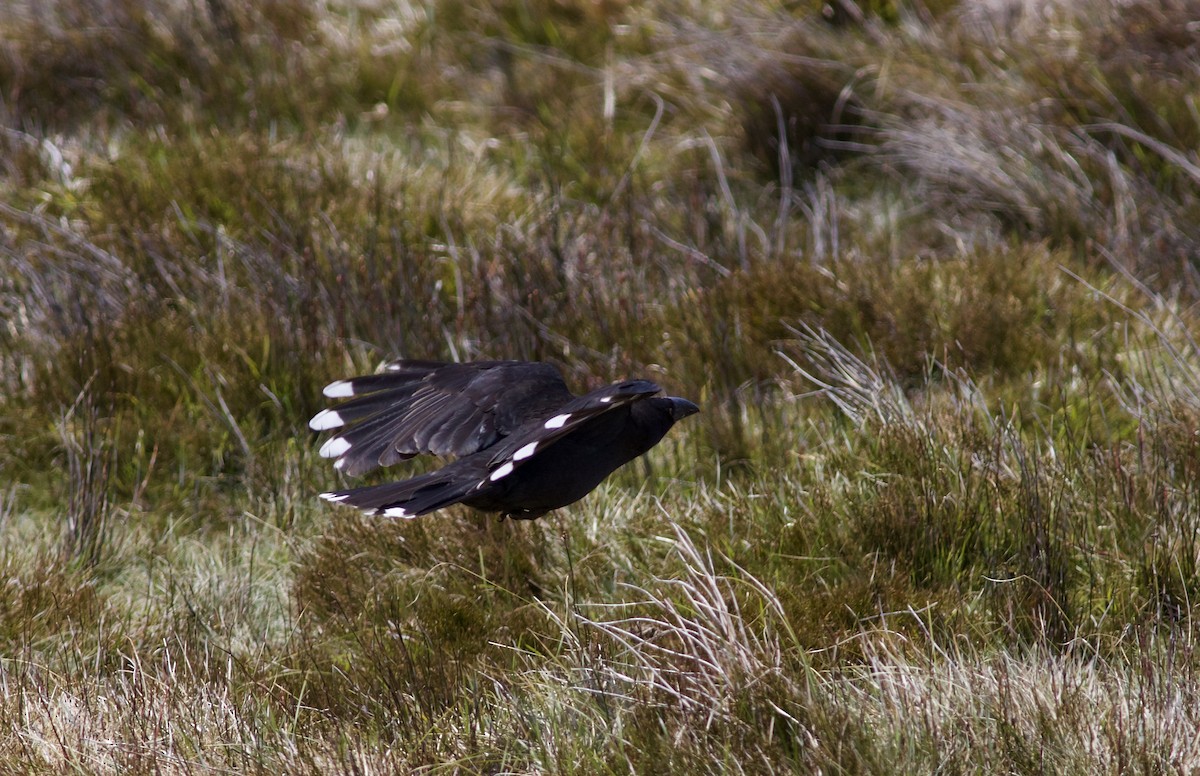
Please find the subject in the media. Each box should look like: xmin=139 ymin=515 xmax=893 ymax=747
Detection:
xmin=312 ymin=360 xmax=698 ymax=520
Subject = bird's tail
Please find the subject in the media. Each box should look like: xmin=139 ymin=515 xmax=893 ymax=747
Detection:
xmin=319 ymin=470 xmax=477 ymax=518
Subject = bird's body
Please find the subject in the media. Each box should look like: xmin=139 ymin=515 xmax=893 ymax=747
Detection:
xmin=310 ymin=360 xmax=698 ymax=519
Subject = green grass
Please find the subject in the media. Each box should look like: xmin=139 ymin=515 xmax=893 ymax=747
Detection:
xmin=4 ymin=0 xmax=1200 ymax=772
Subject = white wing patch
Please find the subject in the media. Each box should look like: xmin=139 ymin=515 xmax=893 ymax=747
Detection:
xmin=544 ymin=413 xmax=571 ymax=429
xmin=323 ymin=380 xmax=356 ymax=398
xmin=383 ymin=506 xmax=414 ymax=518
xmin=599 ymin=395 xmax=613 ymax=403
xmin=489 ymin=461 xmax=515 ymax=481
xmin=513 ymin=441 xmax=539 ymax=460
xmin=319 ymin=437 xmax=352 ymax=458
xmin=308 ymin=408 xmax=345 ymax=431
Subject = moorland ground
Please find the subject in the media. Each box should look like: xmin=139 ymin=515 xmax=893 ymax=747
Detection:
xmin=3 ymin=0 xmax=1200 ymax=772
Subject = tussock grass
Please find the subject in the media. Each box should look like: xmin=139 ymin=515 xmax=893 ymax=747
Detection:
xmin=4 ymin=0 xmax=1200 ymax=771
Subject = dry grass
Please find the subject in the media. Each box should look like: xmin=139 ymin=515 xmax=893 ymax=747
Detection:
xmin=3 ymin=0 xmax=1200 ymax=772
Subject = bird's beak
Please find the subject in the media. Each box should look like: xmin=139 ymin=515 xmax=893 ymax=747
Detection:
xmin=668 ymin=397 xmax=700 ymax=421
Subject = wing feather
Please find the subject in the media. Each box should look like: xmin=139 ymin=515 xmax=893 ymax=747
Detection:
xmin=310 ymin=360 xmax=574 ymax=477
xmin=482 ymin=379 xmax=662 ymax=473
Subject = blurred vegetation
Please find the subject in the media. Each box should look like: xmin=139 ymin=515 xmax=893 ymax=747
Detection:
xmin=3 ymin=0 xmax=1200 ymax=772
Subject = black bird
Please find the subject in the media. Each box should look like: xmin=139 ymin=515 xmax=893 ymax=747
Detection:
xmin=310 ymin=359 xmax=699 ymax=520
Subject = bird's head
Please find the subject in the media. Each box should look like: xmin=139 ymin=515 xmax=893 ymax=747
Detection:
xmin=666 ymin=397 xmax=700 ymax=422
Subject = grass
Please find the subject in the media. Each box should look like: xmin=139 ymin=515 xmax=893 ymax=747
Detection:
xmin=4 ymin=0 xmax=1200 ymax=772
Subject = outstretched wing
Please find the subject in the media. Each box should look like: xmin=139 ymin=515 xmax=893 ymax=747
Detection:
xmin=316 ymin=379 xmax=666 ymax=518
xmin=319 ymin=465 xmax=485 ymax=519
xmin=309 ymin=360 xmax=574 ymax=476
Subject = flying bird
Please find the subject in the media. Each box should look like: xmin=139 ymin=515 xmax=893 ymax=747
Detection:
xmin=310 ymin=359 xmax=699 ymax=520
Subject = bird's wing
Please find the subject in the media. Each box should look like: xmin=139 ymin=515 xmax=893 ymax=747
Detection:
xmin=317 ymin=379 xmax=665 ymax=517
xmin=309 ymin=360 xmax=575 ymax=476
xmin=476 ymin=379 xmax=663 ymax=485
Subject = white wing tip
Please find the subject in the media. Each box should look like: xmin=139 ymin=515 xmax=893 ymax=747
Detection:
xmin=320 ymin=492 xmax=349 ymax=503
xmin=323 ymin=380 xmax=355 ymax=398
xmin=308 ymin=408 xmax=345 ymax=431
xmin=319 ymin=436 xmax=352 ymax=458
